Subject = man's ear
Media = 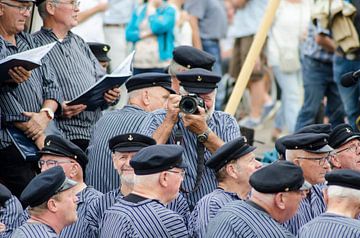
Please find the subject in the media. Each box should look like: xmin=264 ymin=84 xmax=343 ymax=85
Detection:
xmin=330 ymin=155 xmax=341 ymax=169
xmin=46 ymin=1 xmax=57 ymax=15
xmin=47 ymin=197 xmax=58 ymax=212
xmin=158 ymin=172 xmax=168 ymax=187
xmin=274 ymin=193 xmax=286 ymax=210
xmin=142 ymin=90 xmax=150 ymax=106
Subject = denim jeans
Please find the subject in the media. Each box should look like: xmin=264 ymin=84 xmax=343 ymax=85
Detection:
xmin=333 ymin=55 xmax=360 ymax=130
xmin=273 ymin=66 xmax=303 ymax=133
xmin=201 ymin=39 xmax=225 ymax=110
xmin=295 ymin=56 xmax=345 ymax=131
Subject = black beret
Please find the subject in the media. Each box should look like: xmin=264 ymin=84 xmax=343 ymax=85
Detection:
xmin=328 ymin=123 xmax=360 ymax=149
xmin=281 ymin=133 xmax=333 ymax=153
xmin=88 ymin=42 xmax=111 ymax=62
xmin=206 ymin=136 xmax=256 ymax=172
xmin=172 ymin=46 xmax=215 ymax=71
xmin=275 ymin=136 xmax=286 ymax=158
xmin=108 ymin=133 xmax=156 ymax=152
xmin=130 ymin=144 xmax=187 ymax=175
xmin=325 ymin=169 xmax=360 ymax=190
xmin=20 ymin=166 xmax=77 ymax=207
xmin=177 ymin=68 xmax=221 ymax=94
xmin=125 ymin=72 xmax=175 ymax=94
xmin=250 ymin=160 xmax=311 ymax=193
xmin=295 ymin=123 xmax=332 ymax=134
xmin=0 ymin=183 xmax=12 ymax=207
xmin=38 ymin=135 xmax=88 ymax=172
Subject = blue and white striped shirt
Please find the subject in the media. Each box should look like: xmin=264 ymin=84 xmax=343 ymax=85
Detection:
xmin=206 ymin=200 xmax=295 ymax=238
xmin=0 ymin=195 xmax=24 ymax=238
xmin=298 ymin=213 xmax=360 ymax=238
xmin=86 ymin=189 xmax=190 ymax=237
xmin=32 ymin=28 xmax=105 ymax=141
xmin=0 ymin=32 xmax=62 ymax=149
xmin=189 ymin=188 xmax=241 ymax=237
xmin=146 ymin=110 xmax=240 ymax=209
xmin=86 ymin=105 xmax=154 ymax=193
xmin=283 ymin=184 xmax=326 ymax=235
xmin=11 ymin=223 xmax=57 ymax=238
xmin=99 ymin=197 xmax=188 ymax=237
xmin=59 ymin=186 xmax=102 ymax=238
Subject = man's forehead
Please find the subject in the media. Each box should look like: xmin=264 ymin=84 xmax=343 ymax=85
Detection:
xmin=297 ymin=150 xmax=330 ymax=157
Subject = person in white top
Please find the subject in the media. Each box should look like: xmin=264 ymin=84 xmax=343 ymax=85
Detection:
xmin=266 ymin=0 xmax=310 ymax=138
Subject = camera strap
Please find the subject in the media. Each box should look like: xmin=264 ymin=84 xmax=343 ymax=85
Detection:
xmin=192 ymin=140 xmax=205 ymax=192
xmin=174 ymin=122 xmax=183 ymax=145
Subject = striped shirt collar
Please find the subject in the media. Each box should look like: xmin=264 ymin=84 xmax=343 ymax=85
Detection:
xmin=40 ymin=27 xmax=76 ymax=42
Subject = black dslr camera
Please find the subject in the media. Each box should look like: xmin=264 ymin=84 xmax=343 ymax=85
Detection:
xmin=179 ymin=93 xmax=206 ymax=114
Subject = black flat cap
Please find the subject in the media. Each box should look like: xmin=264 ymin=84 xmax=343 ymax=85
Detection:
xmin=20 ymin=166 xmax=77 ymax=207
xmin=0 ymin=183 xmax=12 ymax=207
xmin=250 ymin=160 xmax=311 ymax=193
xmin=88 ymin=42 xmax=111 ymax=62
xmin=172 ymin=46 xmax=215 ymax=71
xmin=38 ymin=135 xmax=88 ymax=172
xmin=281 ymin=133 xmax=333 ymax=153
xmin=125 ymin=72 xmax=175 ymax=94
xmin=130 ymin=144 xmax=187 ymax=175
xmin=295 ymin=123 xmax=332 ymax=134
xmin=325 ymin=169 xmax=360 ymax=190
xmin=328 ymin=123 xmax=360 ymax=149
xmin=108 ymin=133 xmax=156 ymax=152
xmin=275 ymin=137 xmax=286 ymax=158
xmin=177 ymin=68 xmax=221 ymax=94
xmin=206 ymin=136 xmax=256 ymax=172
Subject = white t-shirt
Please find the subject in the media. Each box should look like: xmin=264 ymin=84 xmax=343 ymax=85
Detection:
xmin=72 ymin=0 xmax=106 ymax=43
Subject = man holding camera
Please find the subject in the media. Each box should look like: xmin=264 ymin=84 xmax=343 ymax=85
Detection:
xmin=147 ymin=68 xmax=240 ymax=209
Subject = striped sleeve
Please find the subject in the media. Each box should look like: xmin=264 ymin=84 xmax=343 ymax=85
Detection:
xmin=0 ymin=195 xmax=24 ymax=238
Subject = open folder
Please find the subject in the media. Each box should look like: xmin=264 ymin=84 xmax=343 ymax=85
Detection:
xmin=0 ymin=42 xmax=57 ymax=82
xmin=67 ymin=51 xmax=135 ymax=111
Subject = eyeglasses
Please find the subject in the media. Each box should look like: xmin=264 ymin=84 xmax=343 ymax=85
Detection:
xmin=296 ymin=156 xmax=331 ymax=166
xmin=336 ymin=143 xmax=359 ymax=154
xmin=38 ymin=159 xmax=74 ymax=168
xmin=167 ymin=170 xmax=186 ymax=178
xmin=1 ymin=2 xmax=32 ymax=14
xmin=53 ymin=0 xmax=80 ymax=9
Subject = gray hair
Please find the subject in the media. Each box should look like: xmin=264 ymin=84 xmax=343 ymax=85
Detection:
xmin=38 ymin=0 xmax=59 ymax=20
xmin=133 ymin=173 xmax=160 ymax=186
xmin=327 ymin=185 xmax=360 ymax=200
xmin=168 ymin=60 xmax=188 ymax=76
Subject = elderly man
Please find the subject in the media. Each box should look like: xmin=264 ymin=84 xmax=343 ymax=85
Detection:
xmin=86 ymin=133 xmax=189 ymax=237
xmin=147 ymin=68 xmax=240 ymax=209
xmin=328 ymin=123 xmax=360 ymax=171
xmin=168 ymin=45 xmax=215 ymax=93
xmin=206 ymin=160 xmax=309 ymax=237
xmin=33 ymin=0 xmax=120 ymax=151
xmin=0 ymin=0 xmax=62 ymax=197
xmin=282 ymin=133 xmax=333 ymax=235
xmin=36 ymin=135 xmax=102 ymax=238
xmin=189 ymin=136 xmax=262 ymax=237
xmin=298 ymin=169 xmax=360 ymax=237
xmin=86 ymin=73 xmax=175 ymax=193
xmin=12 ymin=166 xmax=78 ymax=237
xmin=99 ymin=144 xmax=188 ymax=237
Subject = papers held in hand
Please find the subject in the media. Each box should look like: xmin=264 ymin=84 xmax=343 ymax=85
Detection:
xmin=0 ymin=42 xmax=57 ymax=81
xmin=67 ymin=51 xmax=135 ymax=111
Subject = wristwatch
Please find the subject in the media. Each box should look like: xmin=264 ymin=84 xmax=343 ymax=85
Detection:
xmin=197 ymin=128 xmax=211 ymax=143
xmin=40 ymin=108 xmax=55 ymax=120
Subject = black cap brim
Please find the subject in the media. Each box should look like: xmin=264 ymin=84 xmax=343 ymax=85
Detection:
xmin=183 ymin=86 xmax=216 ymax=94
xmin=38 ymin=150 xmax=69 ymax=158
xmin=304 ymin=144 xmax=333 ymax=153
xmin=341 ymin=134 xmax=360 ymax=146
xmin=163 ymin=85 xmax=176 ymax=94
xmin=97 ymin=56 xmax=111 ymax=62
xmin=113 ymin=145 xmax=147 ymax=152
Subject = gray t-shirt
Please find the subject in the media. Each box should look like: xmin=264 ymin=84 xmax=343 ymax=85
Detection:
xmin=185 ymin=0 xmax=227 ymax=40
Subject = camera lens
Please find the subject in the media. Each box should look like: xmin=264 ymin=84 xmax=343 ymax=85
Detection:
xmin=179 ymin=97 xmax=198 ymax=114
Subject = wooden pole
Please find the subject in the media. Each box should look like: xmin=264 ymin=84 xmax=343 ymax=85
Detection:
xmin=225 ymin=0 xmax=281 ymax=116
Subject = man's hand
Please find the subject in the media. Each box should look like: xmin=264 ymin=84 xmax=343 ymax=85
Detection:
xmin=182 ymin=106 xmax=208 ymax=135
xmin=0 ymin=222 xmax=5 ymax=232
xmin=62 ymin=102 xmax=87 ymax=118
xmin=165 ymin=94 xmax=181 ymax=123
xmin=13 ymin=111 xmax=50 ymax=140
xmin=7 ymin=66 xmax=31 ymax=84
xmin=104 ymin=87 xmax=121 ymax=103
